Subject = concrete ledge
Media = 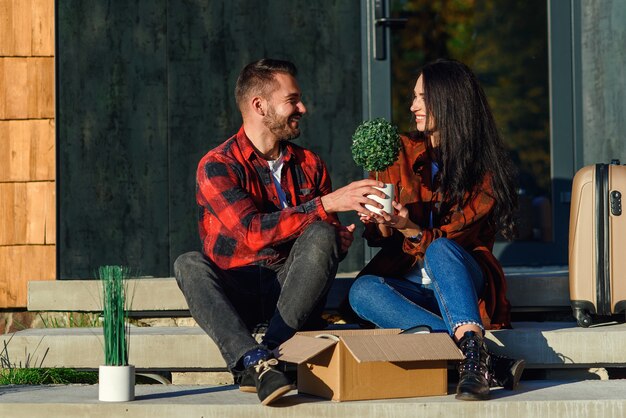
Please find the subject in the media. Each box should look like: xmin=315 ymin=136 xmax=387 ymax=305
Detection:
xmin=1 ymin=380 xmax=626 ymax=418
xmin=486 ymin=322 xmax=626 ymax=367
xmin=502 ymin=266 xmax=569 ymax=309
xmin=27 ymin=278 xmax=188 ymax=312
xmin=1 ymin=326 xmax=225 ymax=370
xmin=28 ymin=266 xmax=570 ymax=312
xmin=4 ymin=322 xmax=626 ymax=371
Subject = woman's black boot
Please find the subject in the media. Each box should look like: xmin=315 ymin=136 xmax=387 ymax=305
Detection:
xmin=455 ymin=330 xmax=490 ymax=401
xmin=489 ymin=352 xmax=525 ymax=390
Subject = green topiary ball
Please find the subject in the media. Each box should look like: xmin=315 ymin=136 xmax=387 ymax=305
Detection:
xmin=351 ymin=118 xmax=401 ymax=173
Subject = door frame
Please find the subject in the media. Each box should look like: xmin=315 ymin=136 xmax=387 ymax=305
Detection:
xmin=361 ymin=0 xmax=579 ymax=266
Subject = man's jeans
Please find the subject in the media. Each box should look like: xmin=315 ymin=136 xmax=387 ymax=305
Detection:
xmin=174 ymin=221 xmax=340 ymax=373
xmin=349 ymin=238 xmax=485 ymax=335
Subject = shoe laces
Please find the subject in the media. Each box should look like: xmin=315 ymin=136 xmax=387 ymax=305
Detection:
xmin=254 ymin=358 xmax=279 ymax=380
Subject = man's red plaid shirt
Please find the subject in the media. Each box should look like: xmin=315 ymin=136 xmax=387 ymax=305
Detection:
xmin=196 ymin=126 xmax=338 ymax=270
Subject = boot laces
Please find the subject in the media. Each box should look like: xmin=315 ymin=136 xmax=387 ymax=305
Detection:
xmin=254 ymin=358 xmax=279 ymax=380
xmin=459 ymin=338 xmax=488 ymax=377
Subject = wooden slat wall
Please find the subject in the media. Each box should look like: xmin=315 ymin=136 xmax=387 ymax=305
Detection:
xmin=0 ymin=0 xmax=54 ymax=57
xmin=0 ymin=119 xmax=55 ymax=181
xmin=0 ymin=245 xmax=55 ymax=307
xmin=0 ymin=0 xmax=55 ymax=307
xmin=0 ymin=58 xmax=55 ymax=119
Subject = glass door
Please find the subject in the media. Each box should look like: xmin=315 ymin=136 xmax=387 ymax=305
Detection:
xmin=361 ymin=0 xmax=574 ymax=266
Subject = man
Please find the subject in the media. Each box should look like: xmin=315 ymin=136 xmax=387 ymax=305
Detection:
xmin=174 ymin=59 xmax=384 ymax=405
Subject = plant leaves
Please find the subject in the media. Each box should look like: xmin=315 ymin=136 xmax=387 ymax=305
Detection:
xmin=351 ymin=118 xmax=402 ymax=172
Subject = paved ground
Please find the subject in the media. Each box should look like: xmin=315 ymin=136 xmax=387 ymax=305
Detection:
xmin=1 ymin=380 xmax=626 ymax=418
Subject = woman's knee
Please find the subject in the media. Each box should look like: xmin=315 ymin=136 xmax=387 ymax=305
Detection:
xmin=425 ymin=237 xmax=457 ymax=259
xmin=349 ymin=275 xmax=381 ymax=305
xmin=424 ymin=238 xmax=468 ymax=270
xmin=424 ymin=238 xmax=483 ymax=290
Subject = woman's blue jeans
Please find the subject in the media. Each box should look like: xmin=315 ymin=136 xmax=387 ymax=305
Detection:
xmin=349 ymin=238 xmax=485 ymax=335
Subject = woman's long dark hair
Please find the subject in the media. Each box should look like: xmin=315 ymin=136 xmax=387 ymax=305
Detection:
xmin=419 ymin=59 xmax=518 ymax=239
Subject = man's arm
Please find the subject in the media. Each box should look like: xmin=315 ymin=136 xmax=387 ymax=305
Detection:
xmin=320 ymin=178 xmax=387 ymax=214
xmin=198 ymin=157 xmax=329 ymax=251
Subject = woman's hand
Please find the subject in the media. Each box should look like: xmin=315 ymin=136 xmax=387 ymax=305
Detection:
xmin=362 ymin=201 xmax=417 ymax=230
xmin=359 ymin=201 xmax=421 ymax=238
xmin=358 ymin=212 xmax=375 ymax=224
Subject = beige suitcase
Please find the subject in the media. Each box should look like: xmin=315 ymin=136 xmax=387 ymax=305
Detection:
xmin=569 ymin=160 xmax=626 ymax=327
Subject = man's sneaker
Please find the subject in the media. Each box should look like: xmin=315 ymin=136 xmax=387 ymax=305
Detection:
xmin=238 ymin=367 xmax=256 ymax=393
xmin=247 ymin=358 xmax=294 ymax=405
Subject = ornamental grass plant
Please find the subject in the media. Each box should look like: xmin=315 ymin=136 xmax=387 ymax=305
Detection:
xmin=99 ymin=265 xmax=131 ymax=366
xmin=351 ymin=118 xmax=402 ymax=180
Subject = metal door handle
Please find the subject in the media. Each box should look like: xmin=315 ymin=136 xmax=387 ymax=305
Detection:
xmin=375 ymin=18 xmax=408 ymax=27
xmin=374 ymin=1 xmax=408 ymax=60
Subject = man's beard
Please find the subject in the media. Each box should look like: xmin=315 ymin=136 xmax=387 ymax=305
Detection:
xmin=263 ymin=106 xmax=302 ymax=141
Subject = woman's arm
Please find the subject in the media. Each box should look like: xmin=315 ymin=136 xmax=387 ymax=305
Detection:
xmin=365 ymin=175 xmax=497 ymax=258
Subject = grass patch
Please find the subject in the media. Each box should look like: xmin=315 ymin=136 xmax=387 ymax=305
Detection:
xmin=0 ymin=368 xmax=98 ymax=385
xmin=38 ymin=312 xmax=100 ymax=329
xmin=0 ymin=335 xmax=97 ymax=385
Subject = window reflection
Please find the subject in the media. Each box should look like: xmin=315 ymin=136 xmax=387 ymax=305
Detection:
xmin=390 ymin=0 xmax=551 ymax=242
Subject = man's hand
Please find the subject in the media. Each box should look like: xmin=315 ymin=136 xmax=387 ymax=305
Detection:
xmin=336 ymin=223 xmax=356 ymax=254
xmin=320 ymin=179 xmax=386 ymax=214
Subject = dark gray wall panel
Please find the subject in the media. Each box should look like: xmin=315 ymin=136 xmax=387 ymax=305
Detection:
xmin=581 ymin=0 xmax=626 ymax=166
xmin=59 ymin=1 xmax=363 ymax=278
xmin=168 ymin=1 xmax=363 ymax=272
xmin=58 ymin=0 xmax=168 ymax=278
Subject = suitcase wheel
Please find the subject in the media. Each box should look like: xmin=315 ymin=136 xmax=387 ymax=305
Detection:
xmin=573 ymin=308 xmax=592 ymax=327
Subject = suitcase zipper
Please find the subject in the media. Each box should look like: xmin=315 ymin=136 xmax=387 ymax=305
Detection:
xmin=595 ymin=164 xmax=611 ymax=315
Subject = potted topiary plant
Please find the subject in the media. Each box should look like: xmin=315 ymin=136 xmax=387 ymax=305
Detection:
xmin=98 ymin=265 xmax=134 ymax=402
xmin=351 ymin=118 xmax=401 ymax=215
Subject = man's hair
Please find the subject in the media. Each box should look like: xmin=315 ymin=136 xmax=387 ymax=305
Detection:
xmin=235 ymin=59 xmax=298 ymax=111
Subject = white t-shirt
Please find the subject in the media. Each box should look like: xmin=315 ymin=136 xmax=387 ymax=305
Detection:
xmin=267 ymin=153 xmax=289 ymax=209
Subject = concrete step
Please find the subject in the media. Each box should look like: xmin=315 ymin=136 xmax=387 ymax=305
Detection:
xmin=1 ymin=380 xmax=626 ymax=418
xmin=1 ymin=326 xmax=225 ymax=370
xmin=3 ymin=322 xmax=626 ymax=371
xmin=27 ymin=266 xmax=570 ymax=313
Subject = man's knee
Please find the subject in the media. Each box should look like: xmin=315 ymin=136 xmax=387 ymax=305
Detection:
xmin=305 ymin=221 xmax=336 ymax=238
xmin=301 ymin=221 xmax=339 ymax=252
xmin=173 ymin=251 xmax=205 ymax=287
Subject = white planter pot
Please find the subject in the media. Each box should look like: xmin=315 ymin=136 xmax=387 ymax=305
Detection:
xmin=99 ymin=365 xmax=135 ymax=402
xmin=365 ymin=183 xmax=394 ymax=215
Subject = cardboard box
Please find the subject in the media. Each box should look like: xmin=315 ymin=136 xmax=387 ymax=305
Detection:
xmin=274 ymin=329 xmax=464 ymax=402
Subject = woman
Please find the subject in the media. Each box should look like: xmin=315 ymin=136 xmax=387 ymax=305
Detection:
xmin=349 ymin=59 xmax=521 ymax=401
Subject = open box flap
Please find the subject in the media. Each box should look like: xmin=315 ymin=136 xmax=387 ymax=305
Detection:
xmin=296 ymin=328 xmax=402 ymax=338
xmin=273 ymin=334 xmax=338 ymax=364
xmin=340 ymin=333 xmax=465 ymax=363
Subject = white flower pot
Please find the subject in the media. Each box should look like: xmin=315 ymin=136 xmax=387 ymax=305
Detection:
xmin=99 ymin=365 xmax=135 ymax=402
xmin=365 ymin=183 xmax=394 ymax=215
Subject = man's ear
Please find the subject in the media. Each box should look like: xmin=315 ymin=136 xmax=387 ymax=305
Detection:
xmin=251 ymin=96 xmax=265 ymax=116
